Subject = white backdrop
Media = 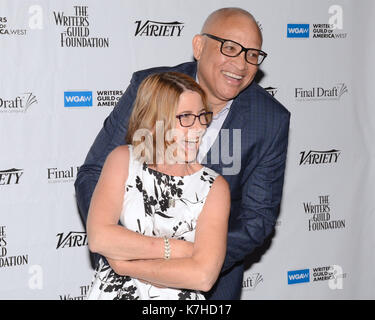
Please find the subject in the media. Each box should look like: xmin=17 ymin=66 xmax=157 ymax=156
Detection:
xmin=0 ymin=0 xmax=374 ymax=299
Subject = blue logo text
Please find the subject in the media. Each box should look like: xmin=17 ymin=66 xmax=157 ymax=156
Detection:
xmin=64 ymin=91 xmax=92 ymax=107
xmin=287 ymin=24 xmax=310 ymax=38
xmin=287 ymin=269 xmax=310 ymax=284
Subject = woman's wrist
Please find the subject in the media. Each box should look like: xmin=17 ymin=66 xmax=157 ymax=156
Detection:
xmin=168 ymin=238 xmax=194 ymax=259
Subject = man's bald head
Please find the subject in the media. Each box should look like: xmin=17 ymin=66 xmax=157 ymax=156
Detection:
xmin=192 ymin=7 xmax=264 ymax=111
xmin=201 ymin=7 xmax=262 ymax=44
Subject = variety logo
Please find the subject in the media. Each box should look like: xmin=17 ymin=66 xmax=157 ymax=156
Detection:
xmin=64 ymin=91 xmax=92 ymax=107
xmin=53 ymin=6 xmax=109 ymax=47
xmin=56 ymin=231 xmax=88 ymax=249
xmin=0 ymin=92 xmax=38 ymax=112
xmin=299 ymin=149 xmax=341 ymax=166
xmin=287 ymin=24 xmax=310 ymax=38
xmin=134 ymin=20 xmax=184 ymax=37
xmin=287 ymin=269 xmax=310 ymax=284
xmin=303 ymin=195 xmax=346 ymax=232
xmin=264 ymin=86 xmax=278 ymax=97
xmin=0 ymin=168 xmax=24 ymax=185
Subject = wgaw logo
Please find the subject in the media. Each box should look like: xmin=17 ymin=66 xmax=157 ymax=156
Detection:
xmin=287 ymin=24 xmax=309 ymax=38
xmin=288 ymin=265 xmax=346 ymax=289
xmin=64 ymin=91 xmax=92 ymax=107
xmin=287 ymin=269 xmax=310 ymax=284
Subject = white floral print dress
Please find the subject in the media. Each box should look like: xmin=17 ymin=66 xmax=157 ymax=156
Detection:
xmin=86 ymin=145 xmax=219 ymax=300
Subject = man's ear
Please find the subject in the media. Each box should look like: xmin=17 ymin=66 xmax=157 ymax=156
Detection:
xmin=192 ymin=34 xmax=204 ymax=60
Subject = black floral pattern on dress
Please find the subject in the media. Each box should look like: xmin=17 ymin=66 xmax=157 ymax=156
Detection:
xmin=96 ymin=261 xmax=139 ymax=300
xmin=178 ymin=289 xmax=201 ymax=300
xmin=200 ymin=170 xmax=216 ymax=184
xmin=136 ymin=164 xmax=187 ymax=219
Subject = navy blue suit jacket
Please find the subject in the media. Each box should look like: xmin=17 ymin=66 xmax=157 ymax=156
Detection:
xmin=74 ymin=61 xmax=290 ymax=299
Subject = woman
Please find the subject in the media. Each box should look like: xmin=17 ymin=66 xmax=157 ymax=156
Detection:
xmin=86 ymin=72 xmax=230 ymax=300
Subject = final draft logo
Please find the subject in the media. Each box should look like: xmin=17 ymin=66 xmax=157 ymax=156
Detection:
xmin=134 ymin=20 xmax=184 ymax=37
xmin=294 ymin=83 xmax=348 ymax=101
xmin=242 ymin=273 xmax=263 ymax=291
xmin=303 ymin=195 xmax=346 ymax=232
xmin=0 ymin=93 xmax=37 ymax=112
xmin=47 ymin=166 xmax=79 ymax=183
xmin=53 ymin=5 xmax=109 ymax=48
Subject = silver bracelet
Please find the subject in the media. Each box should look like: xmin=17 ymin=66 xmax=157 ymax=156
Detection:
xmin=163 ymin=236 xmax=171 ymax=260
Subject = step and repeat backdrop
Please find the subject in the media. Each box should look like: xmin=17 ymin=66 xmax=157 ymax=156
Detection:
xmin=0 ymin=0 xmax=374 ymax=299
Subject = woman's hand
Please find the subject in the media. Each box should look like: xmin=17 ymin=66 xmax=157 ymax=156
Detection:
xmin=107 ymin=257 xmax=166 ymax=288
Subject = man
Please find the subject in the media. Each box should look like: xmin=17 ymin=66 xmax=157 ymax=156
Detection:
xmin=75 ymin=7 xmax=290 ymax=299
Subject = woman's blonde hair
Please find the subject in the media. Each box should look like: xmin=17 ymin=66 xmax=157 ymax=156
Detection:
xmin=125 ymin=72 xmax=209 ymax=164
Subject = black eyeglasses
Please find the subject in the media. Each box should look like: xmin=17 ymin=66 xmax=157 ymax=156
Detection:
xmin=202 ymin=33 xmax=267 ymax=66
xmin=176 ymin=111 xmax=213 ymax=127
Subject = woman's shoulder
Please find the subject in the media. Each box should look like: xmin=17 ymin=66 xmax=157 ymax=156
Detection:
xmin=201 ymin=172 xmax=230 ymax=213
xmin=107 ymin=145 xmax=131 ymax=162
xmin=103 ymin=145 xmax=132 ymax=177
xmin=211 ymin=174 xmax=229 ymax=191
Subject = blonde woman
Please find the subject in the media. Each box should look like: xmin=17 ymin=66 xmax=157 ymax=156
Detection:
xmin=86 ymin=72 xmax=230 ymax=300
